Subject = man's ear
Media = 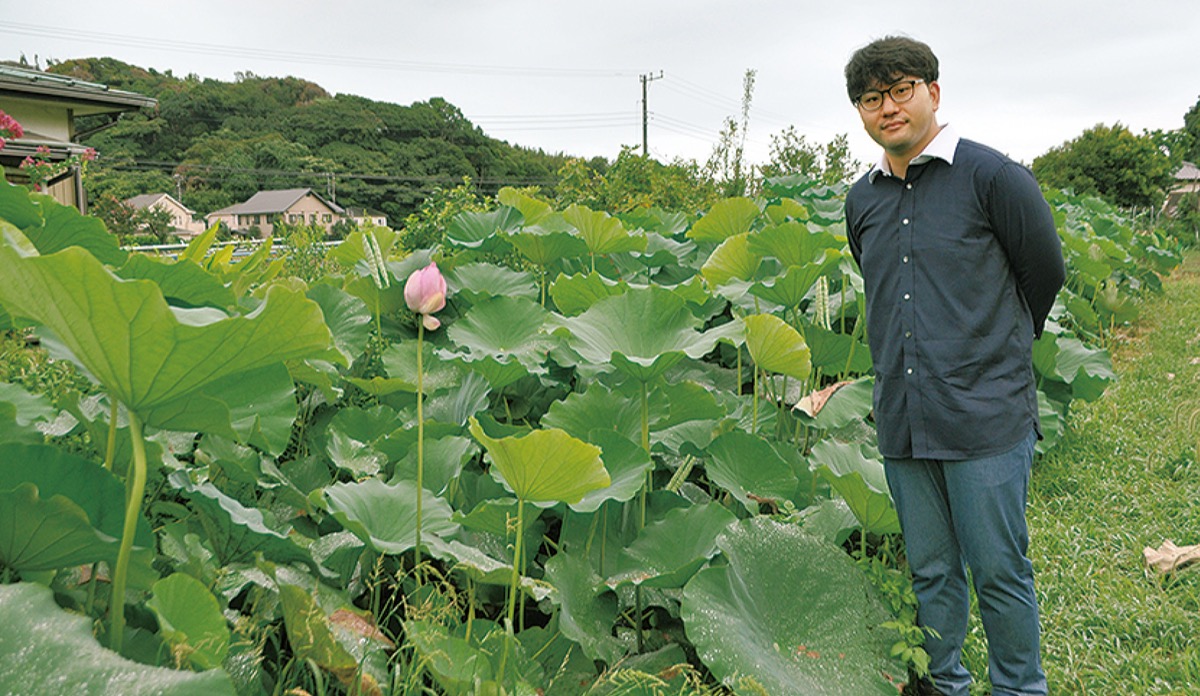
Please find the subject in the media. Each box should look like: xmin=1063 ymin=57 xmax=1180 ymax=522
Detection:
xmin=929 ymin=81 xmax=941 ymax=111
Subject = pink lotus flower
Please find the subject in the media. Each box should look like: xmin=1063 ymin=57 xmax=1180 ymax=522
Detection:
xmin=404 ymin=262 xmax=447 ymax=331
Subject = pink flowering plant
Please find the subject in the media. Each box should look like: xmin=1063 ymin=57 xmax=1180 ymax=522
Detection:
xmin=0 ymin=109 xmax=24 ymax=151
xmin=19 ymin=144 xmax=97 ymax=191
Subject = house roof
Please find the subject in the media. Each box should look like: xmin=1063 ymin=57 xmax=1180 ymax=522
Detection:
xmin=126 ymin=192 xmax=194 ymax=214
xmin=209 ymin=188 xmax=345 ymax=216
xmin=0 ymin=65 xmax=158 ymax=115
xmin=343 ymin=206 xmax=387 ymax=218
xmin=1176 ymin=161 xmax=1200 ymax=181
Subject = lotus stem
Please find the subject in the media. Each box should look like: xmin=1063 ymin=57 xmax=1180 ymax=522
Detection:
xmin=110 ymin=409 xmax=147 ymax=651
xmin=414 ymin=323 xmax=425 ymax=574
xmin=103 ymin=397 xmax=118 ymax=472
xmin=499 ymin=499 xmax=527 ymax=685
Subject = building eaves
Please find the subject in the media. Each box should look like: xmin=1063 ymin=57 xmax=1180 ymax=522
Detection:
xmin=0 ymin=65 xmax=157 ymax=115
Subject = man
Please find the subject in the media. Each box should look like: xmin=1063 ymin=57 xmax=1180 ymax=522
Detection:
xmin=843 ymin=36 xmax=1064 ymax=696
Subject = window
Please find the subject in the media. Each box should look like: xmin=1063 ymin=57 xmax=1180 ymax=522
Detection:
xmin=322 ymin=214 xmax=332 ymax=223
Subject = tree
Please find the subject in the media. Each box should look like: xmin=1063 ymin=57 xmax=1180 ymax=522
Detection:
xmin=1032 ymin=123 xmax=1175 ymax=208
xmin=1184 ymin=95 xmax=1200 ymax=163
xmin=758 ymin=129 xmax=863 ymax=185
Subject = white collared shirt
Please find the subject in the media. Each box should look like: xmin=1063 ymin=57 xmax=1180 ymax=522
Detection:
xmin=867 ymin=124 xmax=960 ymax=183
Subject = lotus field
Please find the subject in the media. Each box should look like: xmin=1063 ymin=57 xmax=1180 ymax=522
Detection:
xmin=0 ymin=172 xmax=1180 ymax=695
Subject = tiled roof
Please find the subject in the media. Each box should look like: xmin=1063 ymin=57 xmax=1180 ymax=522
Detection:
xmin=1176 ymin=162 xmax=1200 ymax=181
xmin=126 ymin=192 xmax=194 ymax=214
xmin=213 ymin=188 xmax=344 ymax=215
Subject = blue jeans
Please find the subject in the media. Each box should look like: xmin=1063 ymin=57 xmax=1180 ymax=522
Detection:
xmin=884 ymin=431 xmax=1047 ymax=696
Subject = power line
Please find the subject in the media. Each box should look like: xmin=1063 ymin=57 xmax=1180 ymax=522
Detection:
xmin=1 ymin=21 xmax=640 ymax=79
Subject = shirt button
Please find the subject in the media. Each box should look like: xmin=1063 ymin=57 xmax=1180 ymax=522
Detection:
xmin=902 ymin=255 xmax=909 ymax=263
xmin=902 ymin=218 xmax=910 ymax=225
xmin=905 ymin=331 xmax=912 ymax=338
xmin=903 ymin=293 xmax=910 ymax=300
xmin=906 ymin=183 xmax=913 ymax=190
xmin=906 ymin=368 xmax=914 ymax=374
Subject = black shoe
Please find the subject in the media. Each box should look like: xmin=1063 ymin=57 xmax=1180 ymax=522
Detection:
xmin=901 ymin=676 xmax=944 ymax=696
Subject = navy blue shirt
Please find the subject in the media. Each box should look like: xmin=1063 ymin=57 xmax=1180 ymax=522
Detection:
xmin=845 ymin=136 xmax=1065 ymax=460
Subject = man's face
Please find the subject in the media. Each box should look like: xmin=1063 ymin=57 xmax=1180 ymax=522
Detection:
xmin=856 ymin=75 xmax=941 ymax=163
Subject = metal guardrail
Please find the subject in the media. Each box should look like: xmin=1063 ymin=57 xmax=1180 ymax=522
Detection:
xmin=122 ymin=237 xmax=342 ymax=257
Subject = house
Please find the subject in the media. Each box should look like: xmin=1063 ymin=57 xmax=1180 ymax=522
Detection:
xmin=1164 ymin=161 xmax=1200 ymax=216
xmin=126 ymin=192 xmax=207 ymax=239
xmin=0 ymin=64 xmax=156 ymax=212
xmin=206 ymin=188 xmax=345 ymax=238
xmin=343 ymin=206 xmax=389 ymax=229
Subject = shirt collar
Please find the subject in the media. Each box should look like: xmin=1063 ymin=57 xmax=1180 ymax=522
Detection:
xmin=867 ymin=124 xmax=959 ymax=182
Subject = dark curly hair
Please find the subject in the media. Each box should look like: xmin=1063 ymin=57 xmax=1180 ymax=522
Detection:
xmin=844 ymin=35 xmax=939 ymax=103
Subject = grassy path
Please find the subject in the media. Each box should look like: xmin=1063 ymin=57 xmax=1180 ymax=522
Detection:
xmin=1018 ymin=251 xmax=1200 ymax=694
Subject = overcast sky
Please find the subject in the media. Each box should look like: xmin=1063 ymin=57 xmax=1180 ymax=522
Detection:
xmin=4 ymin=2 xmax=1198 ymax=173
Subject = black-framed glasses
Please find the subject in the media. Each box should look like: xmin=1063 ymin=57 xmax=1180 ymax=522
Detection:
xmin=855 ymin=79 xmax=925 ymax=111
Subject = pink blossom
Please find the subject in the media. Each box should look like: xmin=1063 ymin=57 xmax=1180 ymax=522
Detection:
xmin=0 ymin=110 xmax=23 ymax=143
xmin=404 ymin=262 xmax=447 ymax=330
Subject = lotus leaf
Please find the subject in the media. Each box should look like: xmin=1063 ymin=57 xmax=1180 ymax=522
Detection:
xmin=147 ymin=573 xmax=231 ymax=670
xmin=542 ymin=382 xmax=642 ymax=445
xmin=704 ymin=431 xmax=800 ymax=513
xmin=749 ymin=254 xmax=843 ymax=309
xmin=0 ymin=234 xmax=331 ymax=420
xmin=0 ymin=582 xmax=236 ymax=695
xmin=555 ymin=286 xmax=722 ymax=384
xmin=549 ymin=271 xmax=627 ymax=316
xmin=498 ymin=186 xmax=554 ymax=226
xmin=319 ymin=478 xmax=458 ymax=555
xmin=747 ymin=220 xmax=839 ymax=268
xmin=802 ymin=322 xmax=873 ymax=375
xmin=569 ymin=430 xmax=654 ymax=513
xmin=0 ymin=382 xmax=57 ymax=444
xmin=563 ymin=203 xmax=647 ymax=256
xmin=542 ymin=552 xmax=628 ymax=665
xmin=445 ymin=207 xmax=522 ymax=250
xmin=681 ymin=517 xmax=905 ymax=695
xmin=687 ymin=197 xmax=760 ymax=242
xmin=811 ymin=439 xmax=900 ymax=535
xmin=743 ymin=313 xmax=812 ymax=381
xmin=306 ymin=283 xmax=373 ymax=363
xmin=446 ymin=262 xmax=538 ymax=304
xmin=700 ymin=233 xmax=761 ymax=287
xmin=508 ymin=228 xmax=589 ymax=267
xmin=468 ymin=416 xmax=610 ymax=506
xmin=446 ymin=295 xmax=552 ymax=374
xmin=607 ymin=502 xmax=736 ymax=589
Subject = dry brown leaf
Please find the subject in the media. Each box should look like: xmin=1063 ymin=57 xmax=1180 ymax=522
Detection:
xmin=330 ymin=608 xmax=395 ymax=649
xmin=793 ymin=380 xmax=853 ymax=417
xmin=1142 ymin=540 xmax=1200 ymax=574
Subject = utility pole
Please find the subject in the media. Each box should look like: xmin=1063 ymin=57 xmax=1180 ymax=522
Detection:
xmin=326 ymin=172 xmax=336 ymax=203
xmin=641 ymin=71 xmax=663 ymax=157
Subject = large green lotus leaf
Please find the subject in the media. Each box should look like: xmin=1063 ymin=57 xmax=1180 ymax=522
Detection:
xmin=0 ymin=582 xmax=236 ymax=695
xmin=0 ymin=236 xmax=331 ymax=414
xmin=764 ymin=197 xmax=811 ymax=225
xmin=542 ymin=551 xmax=629 ymax=666
xmin=704 ymin=431 xmax=799 ymax=513
xmin=607 ymin=502 xmax=736 ymax=589
xmin=391 ymin=434 xmax=476 ymax=495
xmin=432 ymin=538 xmax=556 ymax=602
xmin=0 ymin=176 xmax=41 ymax=229
xmin=509 ymin=228 xmax=589 ymax=266
xmin=446 ymin=353 xmax=528 ymax=391
xmin=468 ymin=417 xmax=610 ymax=506
xmin=1095 ymin=282 xmax=1139 ymax=325
xmin=318 ymin=478 xmax=458 ymax=555
xmin=423 ymin=370 xmax=492 ymax=426
xmin=796 ymin=498 xmax=860 ymax=546
xmin=115 ymin=254 xmax=235 ymax=310
xmin=306 ymin=283 xmax=372 ymax=364
xmin=548 ymin=271 xmax=627 ymax=317
xmin=325 ymin=429 xmax=386 ymax=478
xmin=743 ymin=313 xmax=812 ymax=381
xmin=142 ymin=362 xmax=297 ymax=455
xmin=802 ymin=321 xmax=873 ymax=375
xmin=406 ymin=620 xmax=542 ymax=696
xmin=498 ymin=186 xmax=554 ymax=227
xmin=167 ymin=471 xmax=317 ymax=570
xmin=811 ymin=439 xmax=900 ymax=535
xmin=1063 ymin=290 xmax=1101 ymax=335
xmin=794 ymin=377 xmax=875 ymax=431
xmin=700 ymin=233 xmax=761 ymax=287
xmin=569 ymin=429 xmax=653 ymax=513
xmin=380 ymin=339 xmax=462 ymax=395
xmin=446 ymin=262 xmax=538 ymax=304
xmin=617 ymin=207 xmax=688 ymax=237
xmin=681 ymin=517 xmax=905 ymax=695
xmin=563 ymin=203 xmax=647 ymax=256
xmin=0 ymin=483 xmax=121 ymax=571
xmin=447 ymin=295 xmax=552 ymax=374
xmin=0 ymin=443 xmax=155 ymax=570
xmin=1037 ymin=389 xmax=1064 ymax=454
xmin=687 ymin=197 xmax=760 ymax=242
xmin=541 ymin=382 xmax=642 ymax=445
xmin=342 ymin=274 xmax=407 ymax=321
xmin=22 ymin=189 xmax=128 ymax=266
xmin=746 ymin=220 xmax=840 ymax=268
xmin=555 ymin=286 xmax=720 ymax=383
xmin=750 ymin=254 xmax=844 ymax=309
xmin=1052 ymin=336 xmax=1116 ymax=402
xmin=147 ymin=573 xmax=231 ymax=671
xmin=445 ymin=207 xmax=522 ymax=250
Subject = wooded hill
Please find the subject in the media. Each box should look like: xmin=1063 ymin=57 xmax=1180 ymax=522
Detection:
xmin=46 ymin=57 xmax=586 ymax=221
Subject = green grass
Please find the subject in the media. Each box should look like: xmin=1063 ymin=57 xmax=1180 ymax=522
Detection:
xmin=963 ymin=251 xmax=1200 ymax=695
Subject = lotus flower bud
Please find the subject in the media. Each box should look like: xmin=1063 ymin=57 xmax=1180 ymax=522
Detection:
xmin=404 ymin=262 xmax=447 ymax=325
